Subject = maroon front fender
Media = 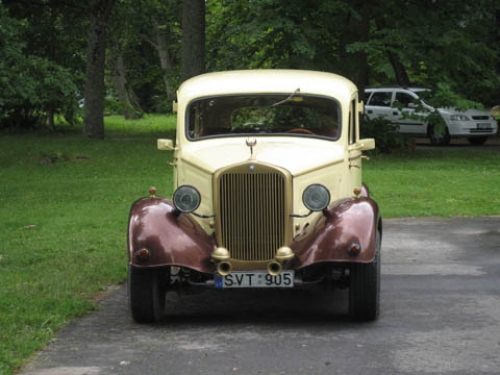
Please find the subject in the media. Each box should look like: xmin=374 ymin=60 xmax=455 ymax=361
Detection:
xmin=127 ymin=198 xmax=216 ymax=273
xmin=293 ymin=198 xmax=381 ymax=269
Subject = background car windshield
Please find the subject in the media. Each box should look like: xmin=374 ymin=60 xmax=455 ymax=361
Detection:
xmin=187 ymin=94 xmax=340 ymax=140
xmin=413 ymin=89 xmax=432 ymax=104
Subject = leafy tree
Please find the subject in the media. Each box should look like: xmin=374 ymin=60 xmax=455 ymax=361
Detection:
xmin=206 ymin=0 xmax=499 ymax=108
xmin=349 ymin=0 xmax=500 ymax=106
xmin=0 ymin=2 xmax=79 ymax=130
xmin=107 ymin=0 xmax=181 ymax=113
xmin=2 ymin=0 xmax=498 ymax=135
xmin=206 ymin=0 xmax=349 ymax=71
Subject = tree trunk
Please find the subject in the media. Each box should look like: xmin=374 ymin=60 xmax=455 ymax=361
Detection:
xmin=496 ymin=9 xmax=500 ymax=86
xmin=155 ymin=21 xmax=175 ymax=100
xmin=387 ymin=49 xmax=411 ymax=87
xmin=338 ymin=1 xmax=371 ymax=92
xmin=48 ymin=107 xmax=55 ymax=133
xmin=83 ymin=0 xmax=115 ymax=139
xmin=181 ymin=0 xmax=205 ymax=82
xmin=111 ymin=48 xmax=142 ymax=119
xmin=140 ymin=20 xmax=175 ymax=104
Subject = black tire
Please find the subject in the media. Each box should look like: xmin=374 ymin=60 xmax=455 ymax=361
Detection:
xmin=128 ymin=266 xmax=167 ymax=323
xmin=467 ymin=136 xmax=487 ymax=145
xmin=427 ymin=124 xmax=450 ymax=145
xmin=348 ymin=232 xmax=381 ymax=321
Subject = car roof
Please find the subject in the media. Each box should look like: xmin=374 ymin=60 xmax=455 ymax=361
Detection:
xmin=365 ymin=86 xmax=429 ymax=93
xmin=177 ymin=70 xmax=358 ymax=104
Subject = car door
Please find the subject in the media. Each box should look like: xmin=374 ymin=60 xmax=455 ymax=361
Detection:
xmin=392 ymin=91 xmax=427 ymax=135
xmin=348 ymin=98 xmax=362 ymax=191
xmin=365 ymin=90 xmax=395 ymax=122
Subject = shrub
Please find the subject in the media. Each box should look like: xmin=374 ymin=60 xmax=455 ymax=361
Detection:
xmin=360 ymin=115 xmax=409 ymax=154
xmin=0 ymin=6 xmax=79 ymax=131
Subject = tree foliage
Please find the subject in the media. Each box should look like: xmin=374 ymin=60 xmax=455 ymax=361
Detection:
xmin=0 ymin=2 xmax=80 ymax=130
xmin=351 ymin=0 xmax=500 ymax=104
xmin=108 ymin=0 xmax=181 ymax=114
xmin=206 ymin=0 xmax=349 ymax=72
xmin=1 ymin=0 xmax=499 ymax=134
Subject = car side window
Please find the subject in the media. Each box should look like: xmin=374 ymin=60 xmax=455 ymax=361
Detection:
xmin=349 ymin=99 xmax=357 ymax=145
xmin=368 ymin=92 xmax=392 ymax=107
xmin=395 ymin=92 xmax=417 ymax=108
xmin=363 ymin=92 xmax=372 ymax=103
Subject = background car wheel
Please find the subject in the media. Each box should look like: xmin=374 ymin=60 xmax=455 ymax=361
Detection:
xmin=128 ymin=266 xmax=167 ymax=323
xmin=467 ymin=136 xmax=487 ymax=145
xmin=348 ymin=231 xmax=381 ymax=321
xmin=427 ymin=124 xmax=450 ymax=145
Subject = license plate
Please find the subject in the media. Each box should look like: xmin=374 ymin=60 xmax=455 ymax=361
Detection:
xmin=477 ymin=123 xmax=491 ymax=129
xmin=214 ymin=270 xmax=294 ymax=289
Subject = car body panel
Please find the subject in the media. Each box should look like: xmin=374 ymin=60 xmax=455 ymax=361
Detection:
xmin=293 ymin=197 xmax=380 ymax=268
xmin=177 ymin=137 xmax=346 ymax=178
xmin=127 ymin=196 xmax=380 ymax=274
xmin=128 ymin=198 xmax=216 ymax=271
xmin=439 ymin=107 xmax=498 ymax=136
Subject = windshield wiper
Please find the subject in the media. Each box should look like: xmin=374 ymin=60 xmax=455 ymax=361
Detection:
xmin=272 ymin=88 xmax=301 ymax=107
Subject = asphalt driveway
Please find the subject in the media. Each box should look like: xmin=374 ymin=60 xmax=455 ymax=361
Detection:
xmin=18 ymin=216 xmax=500 ymax=375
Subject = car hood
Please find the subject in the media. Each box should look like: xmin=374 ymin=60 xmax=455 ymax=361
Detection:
xmin=438 ymin=107 xmax=491 ymax=117
xmin=179 ymin=138 xmax=345 ymax=176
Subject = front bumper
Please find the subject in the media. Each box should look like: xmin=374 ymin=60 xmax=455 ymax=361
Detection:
xmin=447 ymin=120 xmax=498 ymax=137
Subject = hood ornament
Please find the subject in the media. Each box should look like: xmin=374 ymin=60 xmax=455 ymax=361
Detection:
xmin=246 ymin=138 xmax=257 ymax=159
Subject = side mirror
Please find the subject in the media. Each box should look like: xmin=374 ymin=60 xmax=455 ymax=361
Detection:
xmin=358 ymin=138 xmax=375 ymax=151
xmin=358 ymin=100 xmax=364 ymax=113
xmin=157 ymin=139 xmax=175 ymax=151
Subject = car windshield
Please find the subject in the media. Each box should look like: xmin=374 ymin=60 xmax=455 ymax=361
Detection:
xmin=412 ymin=89 xmax=433 ymax=104
xmin=186 ymin=94 xmax=341 ymax=140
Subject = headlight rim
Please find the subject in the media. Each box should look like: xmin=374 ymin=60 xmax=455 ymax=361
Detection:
xmin=172 ymin=185 xmax=201 ymax=213
xmin=302 ymin=183 xmax=331 ymax=212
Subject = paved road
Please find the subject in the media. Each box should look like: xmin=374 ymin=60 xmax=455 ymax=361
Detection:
xmin=19 ymin=217 xmax=500 ymax=375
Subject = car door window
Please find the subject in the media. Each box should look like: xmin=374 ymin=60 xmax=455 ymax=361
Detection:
xmin=368 ymin=92 xmax=391 ymax=107
xmin=349 ymin=99 xmax=357 ymax=145
xmin=395 ymin=92 xmax=417 ymax=108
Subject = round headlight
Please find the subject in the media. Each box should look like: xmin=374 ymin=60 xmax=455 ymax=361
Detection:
xmin=173 ymin=185 xmax=201 ymax=213
xmin=302 ymin=184 xmax=330 ymax=212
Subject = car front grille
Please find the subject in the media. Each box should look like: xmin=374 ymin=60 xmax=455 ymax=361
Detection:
xmin=216 ymin=164 xmax=289 ymax=261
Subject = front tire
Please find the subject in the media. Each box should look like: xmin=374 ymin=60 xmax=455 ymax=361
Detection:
xmin=348 ymin=232 xmax=381 ymax=321
xmin=128 ymin=266 xmax=167 ymax=323
xmin=428 ymin=124 xmax=450 ymax=145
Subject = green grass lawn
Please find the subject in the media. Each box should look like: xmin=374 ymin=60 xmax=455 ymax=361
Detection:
xmin=364 ymin=146 xmax=500 ymax=217
xmin=0 ymin=115 xmax=176 ymax=374
xmin=0 ymin=115 xmax=499 ymax=374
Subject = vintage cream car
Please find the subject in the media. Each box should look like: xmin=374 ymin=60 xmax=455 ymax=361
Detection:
xmin=127 ymin=70 xmax=382 ymax=323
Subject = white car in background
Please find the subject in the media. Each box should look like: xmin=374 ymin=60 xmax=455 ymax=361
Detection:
xmin=364 ymin=87 xmax=498 ymax=145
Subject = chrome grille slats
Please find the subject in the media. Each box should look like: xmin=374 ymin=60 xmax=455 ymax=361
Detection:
xmin=217 ymin=166 xmax=286 ymax=261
